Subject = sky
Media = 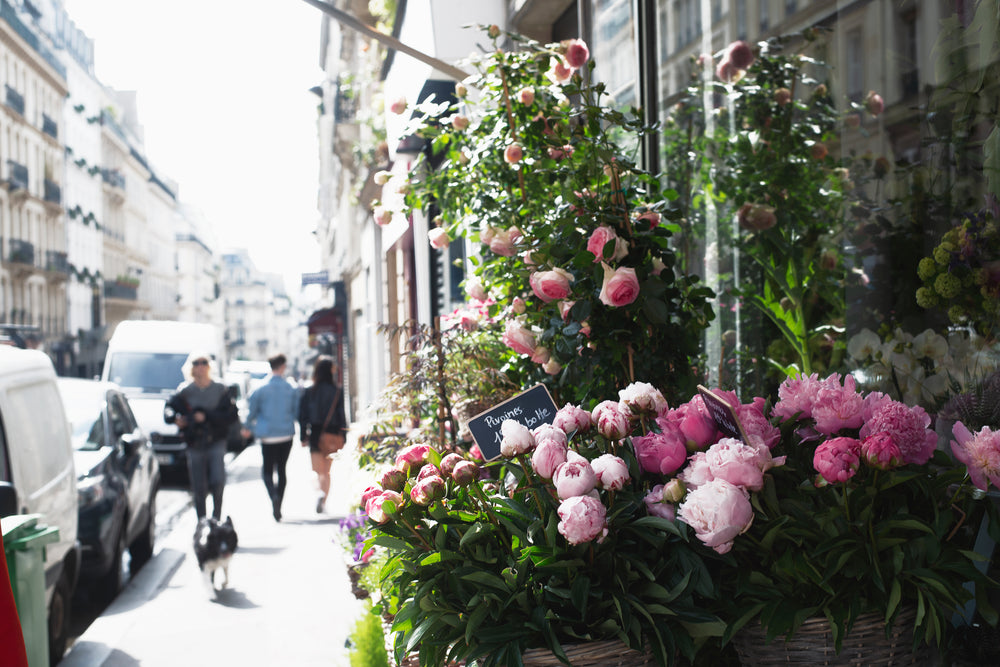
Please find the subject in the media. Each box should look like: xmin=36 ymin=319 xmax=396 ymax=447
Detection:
xmin=62 ymin=0 xmax=326 ymax=297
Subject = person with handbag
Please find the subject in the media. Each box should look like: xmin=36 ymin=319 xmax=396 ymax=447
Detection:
xmin=298 ymin=355 xmax=347 ymax=513
xmin=243 ymin=353 xmax=300 ymax=521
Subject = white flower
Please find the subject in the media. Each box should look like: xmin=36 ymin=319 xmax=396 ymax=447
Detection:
xmin=911 ymin=329 xmax=948 ymax=360
xmin=846 ymin=328 xmax=880 ymax=360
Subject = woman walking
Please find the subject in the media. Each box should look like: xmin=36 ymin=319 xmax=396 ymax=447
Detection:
xmin=298 ymin=355 xmax=347 ymax=512
xmin=244 ymin=353 xmax=300 ymax=521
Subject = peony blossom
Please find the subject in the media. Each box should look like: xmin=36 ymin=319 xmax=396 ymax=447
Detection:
xmin=861 ymin=432 xmax=904 ymax=470
xmin=704 ymin=438 xmax=780 ymax=492
xmin=553 ymin=403 xmax=592 ymax=434
xmin=451 ymin=460 xmax=478 ymax=486
xmin=644 ymin=484 xmax=677 ymax=520
xmin=500 ymin=419 xmax=535 ymax=457
xmin=428 ymin=227 xmax=450 ymax=249
xmin=553 ymin=458 xmax=598 ymax=499
xmin=633 ymin=424 xmax=688 ymax=476
xmin=410 ymin=475 xmax=445 ymax=505
xmin=367 ymin=490 xmax=404 ymax=524
xmin=810 ymin=374 xmax=864 ymax=435
xmin=680 ymin=452 xmax=713 ymax=489
xmin=395 ymin=443 xmax=431 ymax=474
xmin=529 ymin=268 xmax=574 ymax=303
xmin=859 ymin=398 xmax=936 ymax=465
xmin=813 ymin=437 xmax=861 ymax=485
xmin=951 ymin=422 xmax=1000 ymax=491
xmin=360 ymin=484 xmax=383 ymax=508
xmin=598 ymin=263 xmax=641 ymax=307
xmin=737 ymin=398 xmax=781 ymax=449
xmin=664 ymin=396 xmax=720 ymax=451
xmin=532 ymin=439 xmax=569 ymax=479
xmin=772 ymin=373 xmax=824 ymax=421
xmin=678 ymin=478 xmax=754 ymax=554
xmin=591 ymin=454 xmax=630 ymax=491
xmin=504 ymin=142 xmax=523 ymax=164
xmin=502 ymin=319 xmax=536 ymax=356
xmin=557 ymin=495 xmax=607 ymax=545
xmin=618 ymin=381 xmax=668 ymax=418
xmin=591 ymin=400 xmax=631 ymax=440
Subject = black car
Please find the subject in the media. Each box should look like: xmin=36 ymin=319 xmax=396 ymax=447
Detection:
xmin=57 ymin=378 xmax=160 ymax=603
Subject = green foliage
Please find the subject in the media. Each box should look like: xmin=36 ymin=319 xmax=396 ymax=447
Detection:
xmin=398 ymin=26 xmax=714 ymax=407
xmin=348 ymin=600 xmax=390 ymax=667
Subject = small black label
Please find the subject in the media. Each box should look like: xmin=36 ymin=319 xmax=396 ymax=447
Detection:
xmin=697 ymin=385 xmax=747 ymax=443
xmin=468 ymin=384 xmax=559 ymax=460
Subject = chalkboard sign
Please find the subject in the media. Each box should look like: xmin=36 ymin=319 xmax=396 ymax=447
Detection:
xmin=697 ymin=385 xmax=748 ymax=443
xmin=468 ymin=384 xmax=559 ymax=460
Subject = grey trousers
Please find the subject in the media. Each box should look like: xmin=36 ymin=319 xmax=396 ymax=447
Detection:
xmin=187 ymin=440 xmax=227 ymax=519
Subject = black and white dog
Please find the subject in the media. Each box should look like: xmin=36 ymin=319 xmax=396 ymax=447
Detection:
xmin=193 ymin=516 xmax=239 ymax=593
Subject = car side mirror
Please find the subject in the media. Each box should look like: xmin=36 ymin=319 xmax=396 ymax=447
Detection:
xmin=120 ymin=431 xmax=143 ymax=455
xmin=0 ymin=481 xmax=18 ymax=517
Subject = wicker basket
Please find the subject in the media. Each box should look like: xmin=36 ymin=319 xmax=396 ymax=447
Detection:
xmin=521 ymin=640 xmax=654 ymax=666
xmin=732 ymin=605 xmax=931 ymax=666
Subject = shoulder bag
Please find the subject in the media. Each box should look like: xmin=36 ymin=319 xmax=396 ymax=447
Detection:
xmin=318 ymin=388 xmax=345 ymax=456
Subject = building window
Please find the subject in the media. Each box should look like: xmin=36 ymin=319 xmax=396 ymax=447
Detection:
xmin=785 ymin=0 xmax=796 ymax=19
xmin=846 ymin=28 xmax=864 ymax=101
xmin=736 ymin=0 xmax=747 ymax=40
xmin=760 ymin=0 xmax=770 ymax=33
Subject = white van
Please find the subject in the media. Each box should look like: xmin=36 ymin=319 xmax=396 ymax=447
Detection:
xmin=101 ymin=320 xmax=226 ymax=473
xmin=0 ymin=346 xmax=80 ymax=662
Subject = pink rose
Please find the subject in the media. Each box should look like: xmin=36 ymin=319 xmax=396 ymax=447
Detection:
xmin=586 ymin=225 xmax=628 ymax=262
xmin=504 ymin=142 xmax=523 ymax=164
xmin=644 ymin=484 xmax=676 ymax=520
xmin=502 ymin=319 xmax=536 ymax=356
xmin=529 ymin=268 xmax=574 ymax=303
xmin=548 ymin=144 xmax=574 ymax=160
xmin=500 ymin=419 xmax=536 ymax=457
xmin=725 ymin=40 xmax=754 ymax=70
xmin=563 ymin=39 xmax=590 ymax=69
xmin=813 ymin=437 xmax=861 ymax=485
xmin=394 ymin=443 xmax=431 ymax=474
xmin=450 ymin=114 xmax=469 ymax=131
xmin=558 ymin=300 xmax=575 ymax=320
xmin=488 ymin=227 xmax=519 ymax=256
xmin=591 ymin=454 xmax=630 ymax=491
xmin=373 ymin=205 xmax=393 ymax=226
xmin=737 ymin=203 xmax=777 ymax=231
xmin=861 ymin=432 xmax=904 ymax=471
xmin=591 ymin=400 xmax=631 ymax=440
xmin=389 ymin=96 xmax=407 ymax=114
xmin=530 ymin=346 xmax=551 ymax=364
xmin=510 ymin=296 xmax=526 ymax=315
xmin=636 ymin=211 xmax=661 ymax=229
xmin=531 ymin=439 xmax=568 ymax=479
xmin=716 ymin=60 xmax=738 ymax=83
xmin=865 ymin=90 xmax=884 ymax=116
xmin=410 ymin=475 xmax=445 ymax=505
xmin=428 ymin=228 xmax=450 ymax=249
xmin=518 ymin=87 xmax=535 ymax=105
xmin=542 ymin=358 xmax=562 ymax=375
xmin=951 ymin=422 xmax=1000 ymax=491
xmin=553 ymin=403 xmax=592 ymax=434
xmin=451 ymin=460 xmax=479 ymax=486
xmin=548 ymin=57 xmax=572 ymax=83
xmin=598 ymin=263 xmax=640 ymax=307
xmin=633 ymin=423 xmax=690 ymax=476
xmin=678 ymin=478 xmax=753 ymax=554
xmin=465 ymin=277 xmax=487 ymax=302
xmin=553 ymin=458 xmax=598 ymax=499
xmin=557 ymin=495 xmax=607 ymax=545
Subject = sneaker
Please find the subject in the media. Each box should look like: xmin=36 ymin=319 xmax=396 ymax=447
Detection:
xmin=316 ymin=496 xmax=325 ymax=514
xmin=272 ymin=499 xmax=282 ymax=522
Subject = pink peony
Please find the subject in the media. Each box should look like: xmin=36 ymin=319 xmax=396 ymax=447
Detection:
xmin=680 ymin=451 xmax=713 ymax=489
xmin=553 ymin=403 xmax=593 ymax=434
xmin=810 ymin=374 xmax=864 ymax=435
xmin=378 ymin=468 xmax=406 ymax=492
xmin=360 ymin=484 xmax=383 ymax=508
xmin=598 ymin=263 xmax=640 ymax=307
xmin=678 ymin=478 xmax=754 ymax=554
xmin=439 ymin=453 xmax=465 ymax=477
xmin=861 ymin=432 xmax=904 ymax=470
xmin=416 ymin=463 xmax=441 ymax=481
xmin=530 ymin=268 xmax=574 ymax=303
xmin=591 ymin=400 xmax=631 ymax=440
xmin=504 ymin=142 xmax=523 ymax=164
xmin=366 ymin=490 xmax=404 ymax=524
xmin=813 ymin=437 xmax=861 ymax=485
xmin=704 ymin=438 xmax=780 ymax=492
xmin=451 ymin=460 xmax=479 ymax=486
xmin=502 ymin=319 xmax=536 ymax=356
xmin=500 ymin=419 xmax=535 ymax=457
xmin=737 ymin=398 xmax=781 ymax=449
xmin=644 ymin=484 xmax=677 ymax=520
xmin=563 ymin=39 xmax=590 ymax=69
xmin=859 ymin=398 xmax=936 ymax=465
xmin=772 ymin=373 xmax=824 ymax=421
xmin=553 ymin=458 xmax=598 ymax=499
xmin=633 ymin=423 xmax=688 ymax=476
xmin=951 ymin=422 xmax=1000 ymax=491
xmin=531 ymin=439 xmax=569 ymax=479
xmin=591 ymin=454 xmax=630 ymax=491
xmin=410 ymin=475 xmax=445 ymax=505
xmin=395 ymin=443 xmax=431 ymax=474
xmin=428 ymin=227 xmax=450 ymax=249
xmin=664 ymin=396 xmax=721 ymax=451
xmin=618 ymin=381 xmax=668 ymax=418
xmin=557 ymin=495 xmax=607 ymax=545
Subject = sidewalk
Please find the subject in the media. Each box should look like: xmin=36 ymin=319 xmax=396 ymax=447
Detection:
xmin=60 ymin=439 xmax=374 ymax=667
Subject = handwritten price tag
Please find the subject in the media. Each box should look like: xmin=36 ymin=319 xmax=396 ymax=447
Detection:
xmin=468 ymin=384 xmax=558 ymax=460
xmin=697 ymin=385 xmax=749 ymax=443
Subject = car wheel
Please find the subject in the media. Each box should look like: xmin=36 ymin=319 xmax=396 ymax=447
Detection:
xmin=95 ymin=526 xmax=127 ymax=604
xmin=48 ymin=568 xmax=72 ymax=666
xmin=129 ymin=488 xmax=157 ymax=567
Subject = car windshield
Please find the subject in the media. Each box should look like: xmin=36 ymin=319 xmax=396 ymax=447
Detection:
xmin=107 ymin=352 xmax=188 ymax=394
xmin=58 ymin=386 xmax=106 ymax=451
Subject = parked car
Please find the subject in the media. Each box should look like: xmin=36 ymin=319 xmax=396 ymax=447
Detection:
xmin=56 ymin=378 xmax=160 ymax=603
xmin=0 ymin=347 xmax=80 ymax=663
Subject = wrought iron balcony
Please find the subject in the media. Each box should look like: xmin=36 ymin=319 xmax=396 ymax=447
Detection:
xmin=42 ymin=113 xmax=58 ymax=139
xmin=45 ymin=250 xmax=69 ymax=274
xmin=7 ymin=238 xmax=34 ymax=265
xmin=104 ymin=282 xmax=138 ymax=301
xmin=4 ymin=84 xmax=24 ymax=116
xmin=43 ymin=178 xmax=61 ymax=204
xmin=101 ymin=168 xmax=126 ymax=190
xmin=6 ymin=160 xmax=28 ymax=191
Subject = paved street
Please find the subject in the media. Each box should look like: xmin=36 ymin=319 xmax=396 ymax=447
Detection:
xmin=60 ymin=440 xmax=373 ymax=667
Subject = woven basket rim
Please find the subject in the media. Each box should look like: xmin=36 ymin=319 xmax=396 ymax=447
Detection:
xmin=521 ymin=639 xmax=653 ymax=666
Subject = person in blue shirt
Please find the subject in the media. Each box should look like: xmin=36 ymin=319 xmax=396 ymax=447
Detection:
xmin=243 ymin=354 xmax=300 ymax=521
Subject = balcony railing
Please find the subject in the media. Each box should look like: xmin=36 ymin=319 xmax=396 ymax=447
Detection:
xmin=45 ymin=250 xmax=69 ymax=273
xmin=7 ymin=238 xmax=34 ymax=265
xmin=42 ymin=113 xmax=58 ymax=139
xmin=101 ymin=168 xmax=126 ymax=190
xmin=104 ymin=282 xmax=138 ymax=301
xmin=4 ymin=84 xmax=24 ymax=116
xmin=0 ymin=0 xmax=66 ymax=79
xmin=334 ymin=87 xmax=358 ymax=124
xmin=99 ymin=109 xmax=127 ymax=142
xmin=43 ymin=178 xmax=61 ymax=204
xmin=7 ymin=160 xmax=28 ymax=191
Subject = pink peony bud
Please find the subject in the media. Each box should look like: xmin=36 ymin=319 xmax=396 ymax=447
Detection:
xmin=813 ymin=437 xmax=861 ymax=485
xmin=591 ymin=400 xmax=631 ymax=440
xmin=410 ymin=476 xmax=445 ymax=505
xmin=861 ymin=432 xmax=903 ymax=470
xmin=378 ymin=468 xmax=406 ymax=492
xmin=394 ymin=443 xmax=431 ymax=474
xmin=360 ymin=484 xmax=383 ymax=508
xmin=366 ymin=490 xmax=404 ymax=524
xmin=531 ymin=439 xmax=569 ymax=479
xmin=553 ymin=458 xmax=598 ymax=499
xmin=416 ymin=463 xmax=441 ymax=481
xmin=451 ymin=460 xmax=479 ymax=485
xmin=644 ymin=484 xmax=677 ymax=520
xmin=439 ymin=453 xmax=465 ymax=477
xmin=500 ymin=419 xmax=535 ymax=457
xmin=553 ymin=404 xmax=592 ymax=434
xmin=591 ymin=454 xmax=630 ymax=491
xmin=557 ymin=495 xmax=608 ymax=545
